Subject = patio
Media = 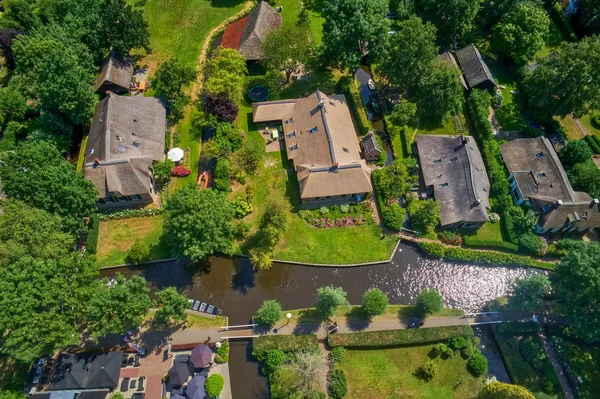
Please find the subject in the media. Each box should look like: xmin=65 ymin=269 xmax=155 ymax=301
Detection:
xmin=259 ymin=125 xmax=284 ymax=153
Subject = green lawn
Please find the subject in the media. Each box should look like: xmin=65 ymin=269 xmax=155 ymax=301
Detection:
xmin=579 ymin=112 xmax=600 ymax=137
xmin=557 ymin=115 xmax=585 ymax=140
xmin=96 ymin=216 xmax=171 ymax=266
xmin=560 ymin=340 xmax=600 ymax=397
xmin=461 ymin=222 xmax=519 ymax=252
xmin=417 ymin=113 xmax=468 ymax=136
xmin=338 ymin=345 xmax=484 ymax=398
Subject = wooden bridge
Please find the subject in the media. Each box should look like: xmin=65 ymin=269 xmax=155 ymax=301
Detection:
xmin=219 ymin=324 xmax=258 ymax=339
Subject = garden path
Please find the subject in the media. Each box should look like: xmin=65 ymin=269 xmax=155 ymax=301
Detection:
xmin=539 ymin=330 xmax=576 ymax=399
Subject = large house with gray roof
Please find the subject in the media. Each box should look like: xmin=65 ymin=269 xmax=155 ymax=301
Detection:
xmin=252 ymin=90 xmax=372 ymax=207
xmin=416 ymin=135 xmax=491 ymax=229
xmin=501 ymin=136 xmax=600 ymax=233
xmin=83 ymin=93 xmax=166 ymax=208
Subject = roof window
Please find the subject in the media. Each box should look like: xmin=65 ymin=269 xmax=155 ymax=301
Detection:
xmin=433 ymin=159 xmax=442 ymax=164
xmin=343 ymin=147 xmax=349 ymax=153
xmin=287 ymin=132 xmax=296 ymax=138
xmin=289 ymin=145 xmax=298 ymax=151
xmin=439 ymin=182 xmax=449 ymax=188
xmin=535 ymin=152 xmax=544 ymax=158
xmin=133 ymin=141 xmax=141 ymax=148
xmin=285 ymin=117 xmax=293 ymax=124
xmin=583 ymin=211 xmax=589 ymax=220
xmin=117 ymin=145 xmax=127 ymax=152
xmin=449 ymin=157 xmax=458 ymax=163
xmin=309 ymin=127 xmax=318 ymax=134
xmin=541 ymin=205 xmax=550 ymax=213
xmin=538 ymin=172 xmax=546 ymax=178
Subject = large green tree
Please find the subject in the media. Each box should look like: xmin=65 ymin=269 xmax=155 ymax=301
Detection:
xmin=416 ymin=61 xmax=464 ymax=123
xmin=0 ymin=254 xmax=98 ymax=363
xmin=577 ymin=0 xmax=600 ymax=34
xmin=559 ymin=139 xmax=593 ymax=167
xmin=377 ymin=15 xmax=438 ymax=90
xmin=154 ymin=287 xmax=189 ymax=326
xmin=314 ymin=285 xmax=349 ymax=318
xmin=0 ymin=141 xmax=98 ymax=234
xmin=261 ymin=24 xmax=311 ymax=84
xmin=88 ymin=274 xmax=151 ymax=339
xmin=372 ymin=158 xmax=418 ymax=201
xmin=492 ymin=1 xmax=549 ymax=65
xmin=152 ymin=59 xmax=197 ymax=100
xmin=321 ymin=0 xmax=389 ymax=71
xmin=550 ymin=244 xmax=600 ymax=341
xmin=510 ymin=275 xmax=550 ymax=310
xmin=523 ymin=35 xmax=600 ymax=119
xmin=416 ymin=0 xmax=481 ymax=44
xmin=100 ymin=0 xmax=150 ymax=55
xmin=164 ymin=186 xmax=235 ymax=262
xmin=205 ymin=47 xmax=247 ymax=102
xmin=477 ymin=381 xmax=535 ymax=399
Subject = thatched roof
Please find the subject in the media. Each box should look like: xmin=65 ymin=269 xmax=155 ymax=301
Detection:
xmin=237 ymin=1 xmax=282 ymax=60
xmin=455 ymin=44 xmax=496 ymax=90
xmin=94 ymin=51 xmax=134 ymax=94
xmin=84 ymin=93 xmax=166 ymax=198
xmin=252 ymin=91 xmax=372 ymax=199
xmin=361 ymin=131 xmax=382 ymax=159
xmin=416 ymin=135 xmax=490 ymax=226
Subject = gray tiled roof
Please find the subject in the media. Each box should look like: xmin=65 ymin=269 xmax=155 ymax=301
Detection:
xmin=94 ymin=51 xmax=134 ymax=93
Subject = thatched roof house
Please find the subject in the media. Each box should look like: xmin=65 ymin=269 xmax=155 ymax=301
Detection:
xmin=252 ymin=91 xmax=372 ymax=207
xmin=94 ymin=51 xmax=134 ymax=94
xmin=455 ymin=44 xmax=496 ymax=90
xmin=220 ymin=1 xmax=282 ymax=61
xmin=84 ymin=93 xmax=166 ymax=208
xmin=416 ymin=135 xmax=491 ymax=229
xmin=501 ymin=136 xmax=600 ymax=233
xmin=360 ymin=131 xmax=382 ymax=161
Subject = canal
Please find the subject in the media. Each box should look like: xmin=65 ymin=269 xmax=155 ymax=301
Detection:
xmin=101 ymin=243 xmax=542 ymax=398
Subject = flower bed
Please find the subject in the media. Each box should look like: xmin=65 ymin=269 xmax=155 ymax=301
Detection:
xmin=298 ymin=202 xmax=373 ymax=229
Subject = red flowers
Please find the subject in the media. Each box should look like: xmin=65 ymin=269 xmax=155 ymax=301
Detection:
xmin=172 ymin=166 xmax=191 ymax=177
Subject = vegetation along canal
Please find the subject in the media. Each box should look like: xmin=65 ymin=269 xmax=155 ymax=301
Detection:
xmin=100 ymin=243 xmax=544 ymax=398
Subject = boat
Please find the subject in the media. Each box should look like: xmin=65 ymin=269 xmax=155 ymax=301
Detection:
xmin=197 ymin=171 xmax=210 ymax=189
xmin=188 ymin=298 xmax=222 ymax=315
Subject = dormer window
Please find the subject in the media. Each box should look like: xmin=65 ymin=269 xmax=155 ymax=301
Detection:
xmin=309 ymin=127 xmax=318 ymax=134
xmin=289 ymin=145 xmax=298 ymax=151
xmin=285 ymin=117 xmax=293 ymax=124
xmin=541 ymin=205 xmax=550 ymax=213
xmin=538 ymin=172 xmax=546 ymax=178
xmin=535 ymin=152 xmax=544 ymax=158
xmin=343 ymin=147 xmax=349 ymax=153
xmin=288 ymin=132 xmax=296 ymax=138
xmin=133 ymin=141 xmax=141 ymax=148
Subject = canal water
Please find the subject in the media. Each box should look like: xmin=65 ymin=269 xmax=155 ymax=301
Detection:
xmin=100 ymin=243 xmax=543 ymax=398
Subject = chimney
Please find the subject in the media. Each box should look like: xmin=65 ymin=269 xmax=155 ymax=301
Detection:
xmin=93 ymin=158 xmax=100 ymax=166
xmin=332 ymin=162 xmax=339 ymax=170
xmin=318 ymin=98 xmax=325 ymax=108
xmin=462 ymin=135 xmax=468 ymax=145
xmin=555 ymin=200 xmax=563 ymax=208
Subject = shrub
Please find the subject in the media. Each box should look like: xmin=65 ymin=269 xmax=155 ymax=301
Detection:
xmin=416 ymin=360 xmax=438 ymax=381
xmin=497 ymin=322 xmax=539 ymax=335
xmin=381 ymin=202 xmax=406 ymax=231
xmin=231 ymin=196 xmax=252 ymax=219
xmin=416 ymin=289 xmax=443 ymax=317
xmin=233 ymin=221 xmax=251 ymax=239
xmin=127 ymin=239 xmax=152 ymax=264
xmin=467 ymin=351 xmax=488 ymax=376
xmin=584 ymin=135 xmax=600 ymax=154
xmin=443 ymin=347 xmax=454 ymax=359
xmin=205 ymin=374 xmax=224 ymax=398
xmin=328 ymin=369 xmax=348 ymax=399
xmin=99 ymin=207 xmax=164 ymax=220
xmin=461 ymin=343 xmax=476 ymax=359
xmin=330 ymin=346 xmax=346 ymax=364
xmin=520 ymin=336 xmax=546 ymax=370
xmin=592 ymin=112 xmax=600 ymax=129
xmin=541 ymin=377 xmax=556 ymax=394
xmin=361 ymin=288 xmax=389 ymax=317
xmin=215 ymin=340 xmax=229 ymax=363
xmin=346 ymin=78 xmax=371 ymax=135
xmin=315 ymin=286 xmax=349 ymax=318
xmin=254 ymin=300 xmax=283 ymax=326
xmin=339 ymin=204 xmax=349 ymax=213
xmin=519 ymin=233 xmax=548 ymax=255
xmin=172 ymin=165 xmax=191 ymax=177
xmin=259 ymin=349 xmax=286 ymax=376
xmin=319 ymin=206 xmax=329 ymax=215
xmin=86 ymin=214 xmax=100 ymax=254
xmin=409 ymin=200 xmax=440 ymax=230
xmin=213 ymin=158 xmax=231 ymax=193
xmin=438 ymin=230 xmax=462 ymax=246
xmin=448 ymin=336 xmax=469 ymax=351
xmin=431 ymin=343 xmax=447 ymax=358
xmin=328 ymin=325 xmax=474 ymax=348
xmin=205 ymin=94 xmax=239 ymax=122
xmin=253 ymin=334 xmax=319 ymax=355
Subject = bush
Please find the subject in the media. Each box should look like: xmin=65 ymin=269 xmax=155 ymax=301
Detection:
xmin=213 ymin=158 xmax=231 ymax=193
xmin=519 ymin=233 xmax=548 ymax=255
xmin=328 ymin=325 xmax=474 ymax=348
xmin=253 ymin=334 xmax=319 ymax=355
xmin=416 ymin=289 xmax=443 ymax=317
xmin=99 ymin=207 xmax=164 ymax=220
xmin=205 ymin=374 xmax=224 ymax=398
xmin=254 ymin=300 xmax=283 ymax=326
xmin=315 ymin=286 xmax=349 ymax=318
xmin=361 ymin=288 xmax=389 ymax=317
xmin=328 ymin=369 xmax=348 ymax=399
xmin=215 ymin=340 xmax=229 ymax=363
xmin=381 ymin=202 xmax=406 ymax=231
xmin=431 ymin=343 xmax=448 ymax=358
xmin=409 ymin=200 xmax=440 ymax=230
xmin=584 ymin=135 xmax=600 ymax=154
xmin=541 ymin=377 xmax=556 ymax=394
xmin=330 ymin=346 xmax=346 ymax=364
xmin=231 ymin=196 xmax=252 ymax=219
xmin=467 ymin=352 xmax=488 ymax=376
xmin=345 ymin=78 xmax=371 ymax=135
xmin=520 ymin=336 xmax=546 ymax=370
xmin=86 ymin=214 xmax=100 ymax=254
xmin=461 ymin=343 xmax=476 ymax=359
xmin=172 ymin=165 xmax=191 ymax=177
xmin=438 ymin=230 xmax=462 ymax=246
xmin=497 ymin=322 xmax=539 ymax=335
xmin=592 ymin=112 xmax=600 ymax=129
xmin=443 ymin=347 xmax=454 ymax=359
xmin=416 ymin=360 xmax=438 ymax=381
xmin=259 ymin=349 xmax=286 ymax=376
xmin=448 ymin=336 xmax=469 ymax=351
xmin=127 ymin=239 xmax=152 ymax=264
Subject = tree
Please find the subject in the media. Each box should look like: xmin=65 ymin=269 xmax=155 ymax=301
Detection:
xmin=274 ymin=350 xmax=328 ymax=397
xmin=0 ymin=141 xmax=98 ymax=234
xmin=372 ymin=158 xmax=418 ymax=201
xmin=409 ymin=200 xmax=440 ymax=229
xmin=416 ymin=288 xmax=443 ymax=316
xmin=510 ymin=275 xmax=550 ymax=310
xmin=416 ymin=0 xmax=481 ymax=44
xmin=205 ymin=47 xmax=247 ymax=102
xmin=234 ymin=139 xmax=265 ymax=175
xmin=577 ymin=0 xmax=600 ymax=34
xmin=164 ymin=186 xmax=234 ymax=262
xmin=0 ymin=87 xmax=28 ymax=124
xmin=550 ymin=244 xmax=600 ymax=341
xmin=328 ymin=369 xmax=348 ymax=399
xmin=254 ymin=299 xmax=283 ymax=326
xmin=0 ymin=254 xmax=98 ymax=363
xmin=389 ymin=100 xmax=418 ymax=127
xmin=205 ymin=95 xmax=239 ymax=122
xmin=361 ymin=288 xmax=388 ymax=316
xmin=88 ymin=274 xmax=150 ymax=339
xmin=523 ymin=35 xmax=600 ymax=119
xmin=559 ymin=139 xmax=593 ymax=167
xmin=1 ymin=0 xmax=40 ymax=32
xmin=101 ymin=0 xmax=150 ymax=55
xmin=478 ymin=381 xmax=535 ymax=399
xmin=258 ymin=349 xmax=286 ymax=376
xmin=416 ymin=359 xmax=438 ymax=381
xmin=213 ymin=158 xmax=231 ymax=193
xmin=569 ymin=159 xmax=600 ymax=199
xmin=507 ymin=206 xmax=538 ymax=234
xmin=127 ymin=239 xmax=152 ymax=265
xmin=0 ymin=28 xmax=24 ymax=69
xmin=152 ymin=59 xmax=196 ymax=100
xmin=250 ymin=193 xmax=291 ymax=270
xmin=154 ymin=287 xmax=189 ymax=326
xmin=205 ymin=374 xmax=224 ymax=398
xmin=468 ymin=352 xmax=488 ymax=376
xmin=492 ymin=1 xmax=549 ymax=65
xmin=315 ymin=285 xmax=349 ymax=318
xmin=321 ymin=0 xmax=389 ymax=71
xmin=153 ymin=159 xmax=174 ymax=187
xmin=377 ymin=15 xmax=438 ymax=90
xmin=416 ymin=61 xmax=464 ymax=123
xmin=480 ymin=0 xmax=519 ymax=26
xmin=262 ymin=24 xmax=311 ymax=84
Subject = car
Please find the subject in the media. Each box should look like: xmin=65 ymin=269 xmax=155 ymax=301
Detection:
xmin=368 ymin=79 xmax=376 ymax=91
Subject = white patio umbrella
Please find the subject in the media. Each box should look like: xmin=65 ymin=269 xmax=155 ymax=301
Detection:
xmin=167 ymin=147 xmax=184 ymax=163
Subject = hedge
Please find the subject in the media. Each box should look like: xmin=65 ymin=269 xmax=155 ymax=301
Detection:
xmin=463 ymin=237 xmax=519 ymax=252
xmin=252 ymin=334 xmax=319 ymax=355
xmin=501 ymin=211 xmax=519 ymax=245
xmin=496 ymin=322 xmax=539 ymax=336
xmin=328 ymin=325 xmax=474 ymax=348
xmin=549 ymin=2 xmax=577 ymax=42
xmin=419 ymin=241 xmax=555 ymax=270
xmin=347 ymin=79 xmax=372 ymax=135
xmin=86 ymin=214 xmax=101 ymax=254
xmin=584 ymin=135 xmax=600 ymax=154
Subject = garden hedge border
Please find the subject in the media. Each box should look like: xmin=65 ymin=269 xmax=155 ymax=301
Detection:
xmin=496 ymin=322 xmax=539 ymax=336
xmin=327 ymin=325 xmax=474 ymax=348
xmin=252 ymin=334 xmax=319 ymax=355
xmin=347 ymin=79 xmax=372 ymax=135
xmin=86 ymin=214 xmax=100 ymax=254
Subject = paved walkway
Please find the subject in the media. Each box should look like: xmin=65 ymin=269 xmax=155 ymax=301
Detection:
xmin=210 ymin=362 xmax=232 ymax=399
xmin=539 ymin=331 xmax=576 ymax=399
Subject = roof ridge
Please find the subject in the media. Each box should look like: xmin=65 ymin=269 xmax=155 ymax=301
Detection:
xmin=103 ymin=94 xmax=113 ymax=162
xmin=460 ymin=136 xmax=479 ymax=206
xmin=540 ymin=136 xmax=577 ymax=201
xmin=316 ymin=91 xmax=337 ymax=164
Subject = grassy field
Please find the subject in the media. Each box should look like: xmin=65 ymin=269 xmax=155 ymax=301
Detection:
xmin=338 ymin=345 xmax=484 ymax=398
xmin=560 ymin=340 xmax=600 ymax=397
xmin=187 ymin=313 xmax=228 ymax=328
xmin=96 ymin=216 xmax=171 ymax=266
xmin=417 ymin=113 xmax=468 ymax=136
xmin=461 ymin=222 xmax=519 ymax=252
xmin=557 ymin=115 xmax=585 ymax=140
xmin=579 ymin=112 xmax=600 ymax=137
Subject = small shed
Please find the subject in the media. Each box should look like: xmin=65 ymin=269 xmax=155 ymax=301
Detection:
xmin=360 ymin=131 xmax=382 ymax=161
xmin=455 ymin=44 xmax=496 ymax=91
xmin=94 ymin=50 xmax=134 ymax=94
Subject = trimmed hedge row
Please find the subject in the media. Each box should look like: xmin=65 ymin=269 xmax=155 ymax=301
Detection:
xmin=419 ymin=241 xmax=555 ymax=270
xmin=584 ymin=134 xmax=600 ymax=154
xmin=463 ymin=236 xmax=519 ymax=252
xmin=252 ymin=334 xmax=319 ymax=355
xmin=501 ymin=211 xmax=519 ymax=245
xmin=328 ymin=325 xmax=474 ymax=348
xmin=549 ymin=2 xmax=577 ymax=42
xmin=86 ymin=214 xmax=101 ymax=254
xmin=347 ymin=79 xmax=372 ymax=135
xmin=496 ymin=322 xmax=539 ymax=336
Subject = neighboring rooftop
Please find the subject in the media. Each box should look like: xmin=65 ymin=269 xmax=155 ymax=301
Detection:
xmin=221 ymin=1 xmax=282 ymax=61
xmin=93 ymin=51 xmax=134 ymax=94
xmin=416 ymin=135 xmax=491 ymax=226
xmin=360 ymin=131 xmax=382 ymax=160
xmin=84 ymin=93 xmax=166 ymax=198
xmin=252 ymin=91 xmax=372 ymax=199
xmin=455 ymin=44 xmax=496 ymax=90
xmin=49 ymin=351 xmax=122 ymax=391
